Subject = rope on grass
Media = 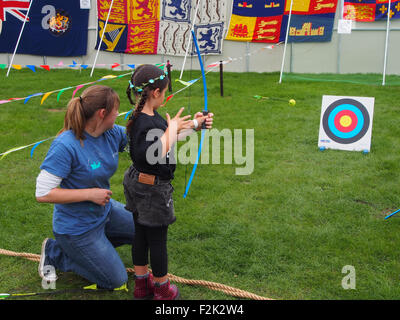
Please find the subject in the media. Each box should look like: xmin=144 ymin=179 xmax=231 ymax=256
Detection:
xmin=0 ymin=248 xmax=273 ymax=300
xmin=0 ymin=248 xmax=41 ymax=262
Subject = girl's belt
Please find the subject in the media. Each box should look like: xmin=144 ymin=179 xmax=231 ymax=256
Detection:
xmin=129 ymin=166 xmax=170 ymax=185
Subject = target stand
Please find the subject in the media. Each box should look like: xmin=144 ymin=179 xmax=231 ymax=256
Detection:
xmin=318 ymin=95 xmax=375 ymax=152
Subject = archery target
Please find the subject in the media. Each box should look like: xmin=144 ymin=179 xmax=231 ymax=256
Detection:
xmin=318 ymin=96 xmax=374 ymax=152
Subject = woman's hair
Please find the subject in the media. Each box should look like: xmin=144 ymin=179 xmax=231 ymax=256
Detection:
xmin=126 ymin=64 xmax=169 ymax=134
xmin=58 ymin=85 xmax=120 ymax=142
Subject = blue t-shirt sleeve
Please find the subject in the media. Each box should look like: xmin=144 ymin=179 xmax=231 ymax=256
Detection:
xmin=116 ymin=125 xmax=128 ymax=152
xmin=40 ymin=140 xmax=72 ymax=179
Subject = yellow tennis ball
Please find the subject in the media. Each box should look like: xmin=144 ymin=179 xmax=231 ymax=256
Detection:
xmin=289 ymin=99 xmax=296 ymax=106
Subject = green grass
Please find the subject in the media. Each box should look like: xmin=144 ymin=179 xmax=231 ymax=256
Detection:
xmin=1 ymin=67 xmax=400 ymax=300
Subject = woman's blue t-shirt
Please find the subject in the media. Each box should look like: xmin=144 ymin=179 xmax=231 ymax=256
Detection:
xmin=40 ymin=125 xmax=127 ymax=235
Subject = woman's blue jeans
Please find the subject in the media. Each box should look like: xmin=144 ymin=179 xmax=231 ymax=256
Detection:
xmin=45 ymin=199 xmax=135 ymax=289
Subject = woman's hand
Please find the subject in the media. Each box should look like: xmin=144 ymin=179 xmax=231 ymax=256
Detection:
xmin=88 ymin=188 xmax=113 ymax=206
xmin=194 ymin=112 xmax=214 ymax=130
xmin=166 ymin=107 xmax=192 ymax=133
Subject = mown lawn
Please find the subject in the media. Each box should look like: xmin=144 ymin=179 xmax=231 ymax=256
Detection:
xmin=1 ymin=67 xmax=400 ymax=300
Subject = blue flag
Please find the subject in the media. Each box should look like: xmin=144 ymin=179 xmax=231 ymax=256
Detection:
xmin=288 ymin=13 xmax=336 ymax=43
xmin=0 ymin=0 xmax=89 ymax=56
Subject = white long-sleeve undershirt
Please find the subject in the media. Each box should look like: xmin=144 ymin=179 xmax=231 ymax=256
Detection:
xmin=35 ymin=169 xmax=62 ymax=198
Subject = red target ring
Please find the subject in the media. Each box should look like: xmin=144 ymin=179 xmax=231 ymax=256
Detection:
xmin=333 ymin=110 xmax=358 ymax=133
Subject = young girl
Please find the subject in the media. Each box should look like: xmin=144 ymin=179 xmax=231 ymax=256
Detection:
xmin=123 ymin=64 xmax=213 ymax=300
xmin=36 ymin=85 xmax=134 ymax=290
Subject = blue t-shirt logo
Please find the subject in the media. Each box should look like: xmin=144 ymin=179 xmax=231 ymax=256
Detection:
xmin=90 ymin=161 xmax=101 ymax=170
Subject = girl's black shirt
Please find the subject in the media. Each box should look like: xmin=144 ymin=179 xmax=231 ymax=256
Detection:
xmin=128 ymin=111 xmax=176 ymax=180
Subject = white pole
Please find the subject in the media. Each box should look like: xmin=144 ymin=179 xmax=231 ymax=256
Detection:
xmin=6 ymin=0 xmax=33 ymax=77
xmin=382 ymin=0 xmax=391 ymax=86
xmin=337 ymin=0 xmax=345 ymax=74
xmin=279 ymin=0 xmax=294 ymax=84
xmin=90 ymin=0 xmax=115 ymax=77
xmin=179 ymin=0 xmax=202 ymax=80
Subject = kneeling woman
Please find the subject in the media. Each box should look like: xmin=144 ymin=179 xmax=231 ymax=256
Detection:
xmin=35 ymin=85 xmax=134 ymax=290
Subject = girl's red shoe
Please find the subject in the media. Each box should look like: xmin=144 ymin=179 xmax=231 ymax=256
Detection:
xmin=134 ymin=273 xmax=155 ymax=300
xmin=153 ymin=279 xmax=180 ymax=300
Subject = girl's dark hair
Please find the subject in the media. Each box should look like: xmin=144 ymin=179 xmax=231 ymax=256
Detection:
xmin=126 ymin=64 xmax=169 ymax=135
xmin=58 ymin=85 xmax=119 ymax=143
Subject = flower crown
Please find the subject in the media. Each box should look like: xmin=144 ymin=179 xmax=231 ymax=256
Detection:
xmin=129 ymin=72 xmax=168 ymax=93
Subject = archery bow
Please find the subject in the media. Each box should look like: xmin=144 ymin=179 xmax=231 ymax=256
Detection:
xmin=183 ymin=29 xmax=209 ymax=199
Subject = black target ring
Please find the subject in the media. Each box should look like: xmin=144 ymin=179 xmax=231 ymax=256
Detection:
xmin=322 ymin=98 xmax=370 ymax=144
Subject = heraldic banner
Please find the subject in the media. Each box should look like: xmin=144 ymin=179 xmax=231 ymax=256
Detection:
xmin=0 ymin=0 xmax=89 ymax=56
xmin=96 ymin=0 xmax=160 ymax=55
xmin=226 ymin=0 xmax=338 ymax=43
xmin=344 ymin=0 xmax=400 ymax=21
xmin=157 ymin=0 xmax=227 ymax=56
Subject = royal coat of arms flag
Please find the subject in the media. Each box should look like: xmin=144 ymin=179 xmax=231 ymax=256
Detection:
xmin=96 ymin=0 xmax=160 ymax=55
xmin=226 ymin=0 xmax=338 ymax=43
xmin=344 ymin=0 xmax=400 ymax=21
xmin=0 ymin=0 xmax=89 ymax=56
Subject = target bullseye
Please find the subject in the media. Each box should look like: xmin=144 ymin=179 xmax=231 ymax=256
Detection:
xmin=339 ymin=115 xmax=351 ymax=127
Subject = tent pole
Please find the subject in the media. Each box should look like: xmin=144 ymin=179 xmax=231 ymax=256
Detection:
xmin=279 ymin=0 xmax=294 ymax=84
xmin=179 ymin=0 xmax=201 ymax=80
xmin=90 ymin=0 xmax=115 ymax=77
xmin=382 ymin=0 xmax=391 ymax=86
xmin=7 ymin=0 xmax=34 ymax=77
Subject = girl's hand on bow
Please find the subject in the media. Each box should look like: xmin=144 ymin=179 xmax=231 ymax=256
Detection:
xmin=194 ymin=112 xmax=214 ymax=130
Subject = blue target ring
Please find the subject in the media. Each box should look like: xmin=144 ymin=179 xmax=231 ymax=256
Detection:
xmin=322 ymin=99 xmax=370 ymax=144
xmin=327 ymin=104 xmax=364 ymax=139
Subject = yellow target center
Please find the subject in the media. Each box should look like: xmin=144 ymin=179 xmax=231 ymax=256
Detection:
xmin=340 ymin=115 xmax=352 ymax=127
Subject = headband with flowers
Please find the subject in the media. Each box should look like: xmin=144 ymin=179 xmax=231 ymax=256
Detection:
xmin=129 ymin=71 xmax=168 ymax=93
